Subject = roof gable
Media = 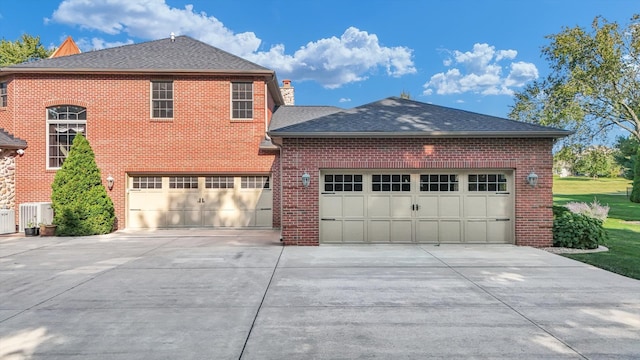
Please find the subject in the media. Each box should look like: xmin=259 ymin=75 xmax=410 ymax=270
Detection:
xmin=49 ymin=36 xmax=81 ymax=58
xmin=268 ymin=97 xmax=572 ymax=138
xmin=3 ymin=36 xmax=271 ymax=73
xmin=0 ymin=128 xmax=27 ymax=149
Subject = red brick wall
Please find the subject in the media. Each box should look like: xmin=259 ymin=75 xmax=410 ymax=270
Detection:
xmin=279 ymin=137 xmax=554 ymax=247
xmin=9 ymin=73 xmax=278 ymax=229
xmin=0 ymin=76 xmax=15 ymax=133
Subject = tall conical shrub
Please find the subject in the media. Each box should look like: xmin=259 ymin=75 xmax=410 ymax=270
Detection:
xmin=51 ymin=134 xmax=115 ymax=235
xmin=631 ymin=147 xmax=640 ymax=203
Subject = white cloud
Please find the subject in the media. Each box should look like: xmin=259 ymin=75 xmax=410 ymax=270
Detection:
xmin=245 ymin=27 xmax=416 ymax=88
xmin=50 ymin=0 xmax=415 ymax=89
xmin=423 ymin=43 xmax=538 ymax=96
xmin=339 ymin=98 xmax=352 ymax=103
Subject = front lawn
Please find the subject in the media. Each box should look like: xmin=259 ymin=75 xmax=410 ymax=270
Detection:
xmin=553 ymin=176 xmax=640 ymax=280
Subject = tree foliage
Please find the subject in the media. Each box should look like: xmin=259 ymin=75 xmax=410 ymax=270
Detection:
xmin=51 ymin=134 xmax=115 ymax=236
xmin=574 ymin=146 xmax=619 ymax=178
xmin=632 ymin=147 xmax=640 ymax=202
xmin=509 ymin=15 xmax=640 ymax=143
xmin=0 ymin=34 xmax=53 ymax=66
xmin=613 ymin=136 xmax=638 ymax=179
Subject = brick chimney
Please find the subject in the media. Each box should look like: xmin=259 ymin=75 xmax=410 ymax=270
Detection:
xmin=280 ymin=79 xmax=294 ymax=106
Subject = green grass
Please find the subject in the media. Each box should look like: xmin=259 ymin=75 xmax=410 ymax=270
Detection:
xmin=553 ymin=176 xmax=640 ymax=280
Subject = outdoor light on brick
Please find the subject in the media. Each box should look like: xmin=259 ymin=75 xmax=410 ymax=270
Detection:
xmin=106 ymin=175 xmax=114 ymax=190
xmin=527 ymin=171 xmax=539 ymax=188
xmin=301 ymin=172 xmax=311 ymax=187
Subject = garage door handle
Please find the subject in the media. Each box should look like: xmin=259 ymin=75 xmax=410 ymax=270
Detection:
xmin=321 ymin=218 xmax=336 ymax=221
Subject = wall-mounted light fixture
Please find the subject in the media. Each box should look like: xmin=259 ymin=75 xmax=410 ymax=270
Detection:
xmin=526 ymin=171 xmax=538 ymax=188
xmin=16 ymin=149 xmax=25 ymax=156
xmin=301 ymin=172 xmax=311 ymax=188
xmin=106 ymin=175 xmax=115 ymax=190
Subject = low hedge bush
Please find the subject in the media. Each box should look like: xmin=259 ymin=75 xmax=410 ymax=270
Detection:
xmin=553 ymin=210 xmax=608 ymax=249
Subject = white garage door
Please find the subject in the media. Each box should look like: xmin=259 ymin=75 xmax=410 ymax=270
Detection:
xmin=320 ymin=171 xmax=513 ymax=244
xmin=127 ymin=175 xmax=272 ymax=229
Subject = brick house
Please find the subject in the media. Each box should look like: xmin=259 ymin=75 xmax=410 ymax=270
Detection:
xmin=0 ymin=35 xmax=570 ymax=245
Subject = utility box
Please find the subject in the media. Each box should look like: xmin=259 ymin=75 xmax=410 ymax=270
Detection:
xmin=19 ymin=202 xmax=54 ymax=230
xmin=0 ymin=209 xmax=16 ymax=234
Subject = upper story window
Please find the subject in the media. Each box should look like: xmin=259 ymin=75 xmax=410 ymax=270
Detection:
xmin=232 ymin=82 xmax=253 ymax=119
xmin=47 ymin=105 xmax=86 ymax=169
xmin=0 ymin=82 xmax=7 ymax=107
xmin=151 ymin=81 xmax=173 ymax=118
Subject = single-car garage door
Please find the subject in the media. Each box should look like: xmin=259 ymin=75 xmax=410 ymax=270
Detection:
xmin=127 ymin=175 xmax=272 ymax=228
xmin=320 ymin=171 xmax=513 ymax=243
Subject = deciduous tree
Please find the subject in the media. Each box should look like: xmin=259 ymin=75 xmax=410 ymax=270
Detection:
xmin=510 ymin=15 xmax=640 ymax=200
xmin=0 ymin=34 xmax=53 ymax=66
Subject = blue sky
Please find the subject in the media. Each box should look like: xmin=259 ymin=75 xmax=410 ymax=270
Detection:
xmin=0 ymin=0 xmax=636 ymax=125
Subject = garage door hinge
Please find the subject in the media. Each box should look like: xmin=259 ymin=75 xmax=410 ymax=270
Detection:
xmin=321 ymin=192 xmax=336 ymax=195
xmin=321 ymin=218 xmax=336 ymax=221
xmin=496 ymin=192 xmax=510 ymax=194
xmin=260 ymin=208 xmax=272 ymax=210
xmin=496 ymin=218 xmax=510 ymax=221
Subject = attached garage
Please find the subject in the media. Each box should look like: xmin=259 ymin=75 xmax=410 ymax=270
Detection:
xmin=268 ymin=96 xmax=572 ymax=246
xmin=320 ymin=171 xmax=513 ymax=244
xmin=127 ymin=175 xmax=272 ymax=229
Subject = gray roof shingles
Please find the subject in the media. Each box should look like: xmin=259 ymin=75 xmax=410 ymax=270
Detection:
xmin=3 ymin=36 xmax=272 ymax=73
xmin=0 ymin=129 xmax=27 ymax=149
xmin=268 ymin=97 xmax=572 ymax=138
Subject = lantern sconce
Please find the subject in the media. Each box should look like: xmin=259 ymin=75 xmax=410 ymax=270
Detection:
xmin=106 ymin=175 xmax=115 ymax=190
xmin=526 ymin=171 xmax=538 ymax=188
xmin=301 ymin=172 xmax=311 ymax=188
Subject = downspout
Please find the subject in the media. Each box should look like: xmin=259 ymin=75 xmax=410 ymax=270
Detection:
xmin=270 ymin=136 xmax=284 ymax=242
xmin=264 ymin=82 xmax=269 ymax=139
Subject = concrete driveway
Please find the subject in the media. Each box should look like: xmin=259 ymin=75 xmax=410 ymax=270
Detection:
xmin=1 ymin=230 xmax=639 ymax=359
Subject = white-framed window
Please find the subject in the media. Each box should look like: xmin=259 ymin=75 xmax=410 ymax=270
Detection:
xmin=169 ymin=176 xmax=198 ymax=189
xmin=132 ymin=176 xmax=162 ymax=189
xmin=47 ymin=105 xmax=86 ymax=169
xmin=468 ymin=174 xmax=508 ymax=192
xmin=151 ymin=80 xmax=173 ymax=118
xmin=241 ymin=176 xmax=269 ymax=189
xmin=0 ymin=82 xmax=7 ymax=107
xmin=206 ymin=176 xmax=235 ymax=189
xmin=324 ymin=174 xmax=363 ymax=192
xmin=231 ymin=82 xmax=253 ymax=119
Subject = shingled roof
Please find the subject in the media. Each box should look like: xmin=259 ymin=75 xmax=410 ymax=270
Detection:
xmin=1 ymin=35 xmax=272 ymax=74
xmin=268 ymin=97 xmax=572 ymax=138
xmin=0 ymin=129 xmax=27 ymax=149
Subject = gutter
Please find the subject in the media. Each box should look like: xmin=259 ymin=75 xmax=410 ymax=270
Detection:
xmin=266 ymin=130 xmax=574 ymax=139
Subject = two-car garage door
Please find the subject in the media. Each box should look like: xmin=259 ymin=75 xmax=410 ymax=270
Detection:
xmin=320 ymin=171 xmax=513 ymax=244
xmin=127 ymin=175 xmax=272 ymax=229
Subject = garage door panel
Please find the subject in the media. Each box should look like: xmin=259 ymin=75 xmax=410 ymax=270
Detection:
xmin=415 ymin=220 xmax=439 ymax=243
xmin=129 ymin=191 xmax=166 ymax=211
xmin=368 ymin=196 xmax=390 ymax=217
xmin=344 ymin=196 xmax=365 ymax=217
xmin=465 ymin=221 xmax=488 ymax=242
xmin=167 ymin=191 xmax=200 ymax=210
xmin=488 ymin=220 xmax=510 ymax=243
xmin=201 ymin=190 xmax=235 ymax=209
xmin=439 ymin=196 xmax=462 ymax=218
xmin=368 ymin=221 xmax=391 ymax=242
xmin=128 ymin=210 xmax=164 ymax=228
xmin=487 ymin=196 xmax=510 ymax=218
xmin=321 ymin=196 xmax=343 ymax=218
xmin=439 ymin=220 xmax=462 ymax=243
xmin=465 ymin=196 xmax=487 ymax=217
xmin=390 ymin=221 xmax=412 ymax=242
xmin=344 ymin=221 xmax=365 ymax=242
xmin=390 ymin=196 xmax=413 ymax=218
xmin=416 ymin=196 xmax=438 ymax=217
xmin=321 ymin=220 xmax=342 ymax=243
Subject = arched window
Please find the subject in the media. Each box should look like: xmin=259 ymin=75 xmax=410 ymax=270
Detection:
xmin=47 ymin=105 xmax=86 ymax=168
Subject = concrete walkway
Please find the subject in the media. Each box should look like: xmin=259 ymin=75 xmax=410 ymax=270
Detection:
xmin=1 ymin=230 xmax=639 ymax=359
